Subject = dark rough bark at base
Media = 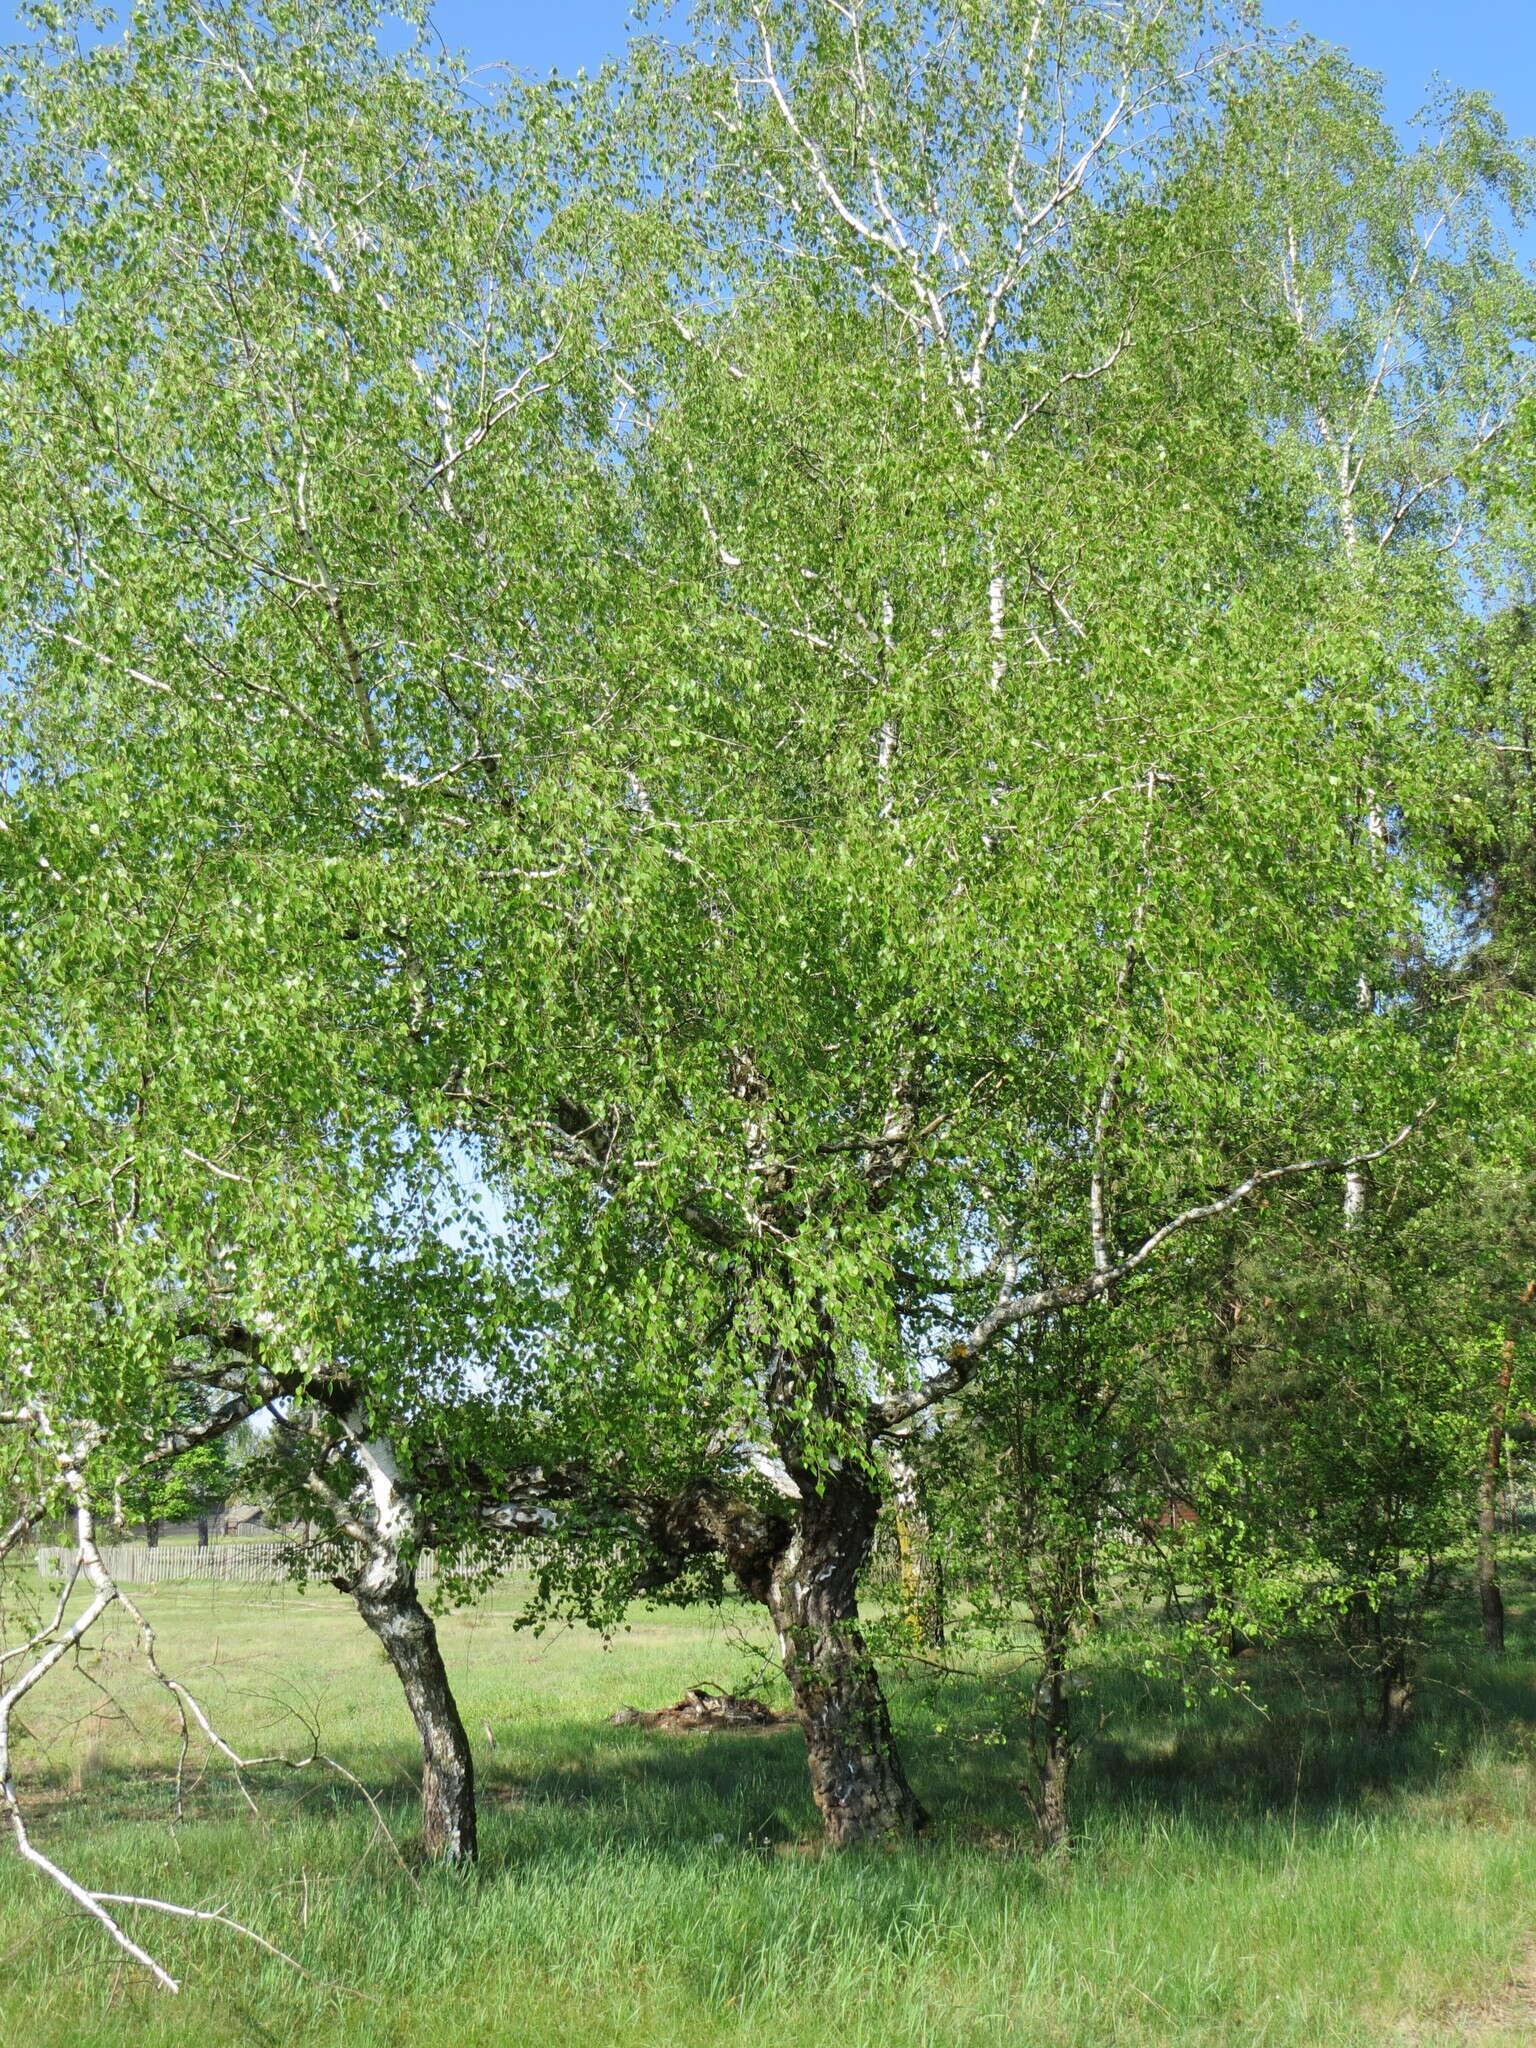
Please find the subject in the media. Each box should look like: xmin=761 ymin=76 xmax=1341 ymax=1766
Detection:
xmin=1032 ymin=1660 xmax=1072 ymax=1856
xmin=1478 ymin=1330 xmax=1517 ymax=1655
xmin=1378 ymin=1648 xmax=1414 ymax=1738
xmin=767 ymin=1470 xmax=926 ymax=1848
xmin=922 ymin=1555 xmax=947 ymax=1652
xmin=1477 ymin=1289 xmax=1531 ymax=1655
xmin=352 ymin=1576 xmax=477 ymax=1864
xmin=1479 ymin=1564 xmax=1506 ymax=1656
xmin=1477 ymin=1429 xmax=1508 ymax=1655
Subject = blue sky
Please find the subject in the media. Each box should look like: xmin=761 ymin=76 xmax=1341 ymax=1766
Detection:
xmin=429 ymin=3 xmax=1533 ymax=139
xmin=2 ymin=4 xmax=1533 ymax=141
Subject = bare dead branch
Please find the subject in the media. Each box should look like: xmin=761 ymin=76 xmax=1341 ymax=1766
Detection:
xmin=0 ymin=1399 xmax=392 ymax=1992
xmin=89 ymin=1894 xmax=379 ymax=1998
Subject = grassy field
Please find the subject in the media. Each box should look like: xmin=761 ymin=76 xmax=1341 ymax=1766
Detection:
xmin=4 ymin=1568 xmax=1536 ymax=2047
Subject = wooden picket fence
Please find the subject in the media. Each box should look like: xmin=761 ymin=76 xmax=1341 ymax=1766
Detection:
xmin=30 ymin=1541 xmax=491 ymax=1586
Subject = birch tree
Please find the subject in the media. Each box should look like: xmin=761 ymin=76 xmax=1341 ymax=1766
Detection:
xmin=7 ymin=0 xmax=1532 ymax=1857
xmin=445 ymin=8 xmax=1484 ymax=1841
xmin=0 ymin=0 xmax=649 ymax=1893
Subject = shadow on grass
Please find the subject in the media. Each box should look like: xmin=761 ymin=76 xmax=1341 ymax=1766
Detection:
xmin=893 ymin=1634 xmax=1536 ymax=1841
xmin=26 ymin=1624 xmax=1536 ymax=1873
xmin=387 ymin=1642 xmax=1536 ymax=1868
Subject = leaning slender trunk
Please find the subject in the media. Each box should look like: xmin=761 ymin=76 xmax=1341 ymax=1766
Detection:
xmin=352 ymin=1566 xmax=476 ymax=1864
xmin=767 ymin=1468 xmax=926 ymax=1848
xmin=327 ymin=1413 xmax=477 ymax=1865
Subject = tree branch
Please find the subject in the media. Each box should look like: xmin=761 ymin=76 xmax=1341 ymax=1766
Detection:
xmin=868 ymin=1112 xmax=1431 ymax=1432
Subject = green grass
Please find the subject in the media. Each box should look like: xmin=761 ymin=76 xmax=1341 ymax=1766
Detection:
xmin=4 ymin=1571 xmax=1536 ymax=2047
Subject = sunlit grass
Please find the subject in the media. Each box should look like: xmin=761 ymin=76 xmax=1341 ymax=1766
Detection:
xmin=3 ymin=1568 xmax=1536 ymax=2045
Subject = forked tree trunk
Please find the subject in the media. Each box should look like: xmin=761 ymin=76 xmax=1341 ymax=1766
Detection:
xmin=1343 ymin=1591 xmax=1414 ymax=1735
xmin=766 ymin=1467 xmax=926 ymax=1848
xmin=1344 ymin=1588 xmax=1376 ymax=1649
xmin=352 ymin=1567 xmax=476 ymax=1865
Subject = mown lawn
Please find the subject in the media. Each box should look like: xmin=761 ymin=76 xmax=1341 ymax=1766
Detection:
xmin=3 ymin=1568 xmax=1536 ymax=2046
